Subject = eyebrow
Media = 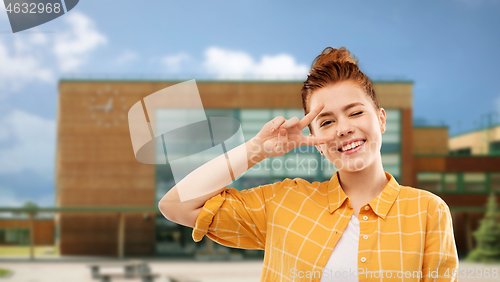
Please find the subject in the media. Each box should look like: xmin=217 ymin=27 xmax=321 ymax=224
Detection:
xmin=315 ymin=102 xmax=365 ymax=123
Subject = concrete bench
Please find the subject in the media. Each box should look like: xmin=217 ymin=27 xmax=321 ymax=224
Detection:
xmin=94 ymin=272 xmax=159 ymax=282
xmin=95 ymin=273 xmax=198 ymax=282
xmin=87 ymin=260 xmax=150 ymax=279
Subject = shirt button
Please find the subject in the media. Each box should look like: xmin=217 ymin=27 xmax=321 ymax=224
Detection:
xmin=363 ymin=235 xmax=368 ymax=240
xmin=363 ymin=215 xmax=368 ymax=221
xmin=361 ymin=257 xmax=366 ymax=262
xmin=364 ymin=206 xmax=370 ymax=210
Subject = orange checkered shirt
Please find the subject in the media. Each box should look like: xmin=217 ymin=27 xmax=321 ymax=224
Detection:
xmin=192 ymin=171 xmax=459 ymax=281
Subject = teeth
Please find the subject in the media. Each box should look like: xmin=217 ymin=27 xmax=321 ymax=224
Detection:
xmin=341 ymin=140 xmax=365 ymax=152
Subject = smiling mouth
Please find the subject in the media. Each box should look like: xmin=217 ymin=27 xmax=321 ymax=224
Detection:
xmin=338 ymin=140 xmax=366 ymax=152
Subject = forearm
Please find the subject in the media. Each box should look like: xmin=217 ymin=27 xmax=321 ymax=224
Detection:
xmin=159 ymin=137 xmax=266 ymax=219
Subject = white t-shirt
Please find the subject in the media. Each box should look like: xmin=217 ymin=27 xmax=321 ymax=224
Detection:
xmin=320 ymin=215 xmax=360 ymax=282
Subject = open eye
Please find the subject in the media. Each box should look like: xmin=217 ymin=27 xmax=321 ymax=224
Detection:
xmin=320 ymin=120 xmax=334 ymax=127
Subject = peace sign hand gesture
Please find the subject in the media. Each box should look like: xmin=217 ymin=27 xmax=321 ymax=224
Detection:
xmin=250 ymin=103 xmax=335 ymax=158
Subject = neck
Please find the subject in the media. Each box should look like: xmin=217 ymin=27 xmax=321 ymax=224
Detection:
xmin=337 ymin=155 xmax=388 ymax=201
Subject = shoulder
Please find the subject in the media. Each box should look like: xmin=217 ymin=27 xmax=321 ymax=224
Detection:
xmin=292 ymin=177 xmax=330 ymax=193
xmin=257 ymin=177 xmax=326 ymax=190
xmin=397 ymin=185 xmax=451 ymax=214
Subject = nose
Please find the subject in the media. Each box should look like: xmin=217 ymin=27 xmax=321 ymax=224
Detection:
xmin=336 ymin=118 xmax=355 ymax=137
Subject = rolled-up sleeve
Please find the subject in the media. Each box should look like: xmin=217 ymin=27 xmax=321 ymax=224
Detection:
xmin=192 ymin=179 xmax=289 ymax=250
xmin=422 ymin=199 xmax=459 ymax=281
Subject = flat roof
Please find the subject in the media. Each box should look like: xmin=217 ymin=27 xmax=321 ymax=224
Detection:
xmin=450 ymin=124 xmax=500 ymax=138
xmin=59 ymin=78 xmax=414 ymax=84
xmin=413 ymin=126 xmax=449 ymax=129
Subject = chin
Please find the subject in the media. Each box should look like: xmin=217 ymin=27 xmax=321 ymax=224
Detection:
xmin=342 ymin=159 xmax=367 ymax=172
xmin=328 ymin=157 xmax=367 ymax=172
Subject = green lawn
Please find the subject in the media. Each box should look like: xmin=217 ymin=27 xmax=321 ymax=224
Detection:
xmin=0 ymin=245 xmax=59 ymax=257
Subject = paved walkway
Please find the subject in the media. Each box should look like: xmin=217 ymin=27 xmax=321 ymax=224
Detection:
xmin=0 ymin=259 xmax=499 ymax=281
xmin=0 ymin=259 xmax=263 ymax=282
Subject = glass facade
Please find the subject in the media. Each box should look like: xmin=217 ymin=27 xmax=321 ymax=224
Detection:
xmin=417 ymin=172 xmax=441 ymax=193
xmin=0 ymin=228 xmax=30 ymax=245
xmin=418 ymin=172 xmax=500 ymax=194
xmin=450 ymin=147 xmax=472 ymax=156
xmin=490 ymin=140 xmax=500 ymax=155
xmin=155 ymin=108 xmax=402 ymax=257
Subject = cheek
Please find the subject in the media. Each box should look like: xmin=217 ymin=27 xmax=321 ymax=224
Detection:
xmin=364 ymin=120 xmax=382 ymax=136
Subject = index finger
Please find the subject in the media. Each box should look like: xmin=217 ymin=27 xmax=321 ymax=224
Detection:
xmin=297 ymin=102 xmax=325 ymax=129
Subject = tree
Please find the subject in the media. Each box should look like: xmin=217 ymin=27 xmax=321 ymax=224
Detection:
xmin=13 ymin=201 xmax=39 ymax=218
xmin=466 ymin=192 xmax=500 ymax=263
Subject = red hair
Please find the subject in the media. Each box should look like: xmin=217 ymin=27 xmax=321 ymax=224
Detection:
xmin=301 ymin=47 xmax=380 ymax=134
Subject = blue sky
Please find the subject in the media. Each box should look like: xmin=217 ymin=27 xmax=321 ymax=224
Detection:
xmin=0 ymin=0 xmax=499 ymax=207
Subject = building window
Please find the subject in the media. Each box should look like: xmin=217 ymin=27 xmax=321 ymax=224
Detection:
xmin=240 ymin=109 xmax=321 ymax=182
xmin=416 ymin=172 xmax=496 ymax=194
xmin=382 ymin=110 xmax=401 ymax=181
xmin=489 ymin=140 xmax=500 ymax=155
xmin=444 ymin=173 xmax=457 ymax=192
xmin=417 ymin=173 xmax=441 ymax=192
xmin=382 ymin=153 xmax=400 ymax=179
xmin=463 ymin=173 xmax=486 ymax=192
xmin=490 ymin=173 xmax=500 ymax=192
xmin=450 ymin=147 xmax=471 ymax=156
xmin=154 ymin=107 xmax=403 ymax=256
xmin=156 ymin=107 xmax=403 ymax=186
xmin=0 ymin=228 xmax=30 ymax=246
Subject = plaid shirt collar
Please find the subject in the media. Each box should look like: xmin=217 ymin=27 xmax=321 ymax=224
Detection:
xmin=327 ymin=171 xmax=401 ymax=219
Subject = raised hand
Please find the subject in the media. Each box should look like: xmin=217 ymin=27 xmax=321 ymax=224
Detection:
xmin=250 ymin=102 xmax=336 ymax=158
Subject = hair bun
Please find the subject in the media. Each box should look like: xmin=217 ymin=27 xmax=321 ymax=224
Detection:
xmin=310 ymin=47 xmax=358 ymax=71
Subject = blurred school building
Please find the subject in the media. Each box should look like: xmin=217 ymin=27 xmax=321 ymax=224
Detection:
xmin=2 ymin=79 xmax=499 ymax=260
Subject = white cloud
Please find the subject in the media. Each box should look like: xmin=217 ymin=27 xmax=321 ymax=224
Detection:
xmin=159 ymin=47 xmax=308 ymax=79
xmin=203 ymin=47 xmax=254 ymax=77
xmin=0 ymin=110 xmax=56 ymax=179
xmin=161 ymin=52 xmax=192 ymax=72
xmin=30 ymin=32 xmax=49 ymax=45
xmin=0 ymin=38 xmax=54 ymax=94
xmin=53 ymin=11 xmax=107 ymax=72
xmin=203 ymin=46 xmax=308 ymax=80
xmin=255 ymin=54 xmax=309 ymax=77
xmin=0 ymin=12 xmax=106 ymax=96
xmin=116 ymin=50 xmax=139 ymax=64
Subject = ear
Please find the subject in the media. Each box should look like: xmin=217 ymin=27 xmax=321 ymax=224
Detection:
xmin=379 ymin=108 xmax=387 ymax=133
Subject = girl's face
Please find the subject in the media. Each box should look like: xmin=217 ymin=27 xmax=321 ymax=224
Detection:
xmin=309 ymin=81 xmax=386 ymax=173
